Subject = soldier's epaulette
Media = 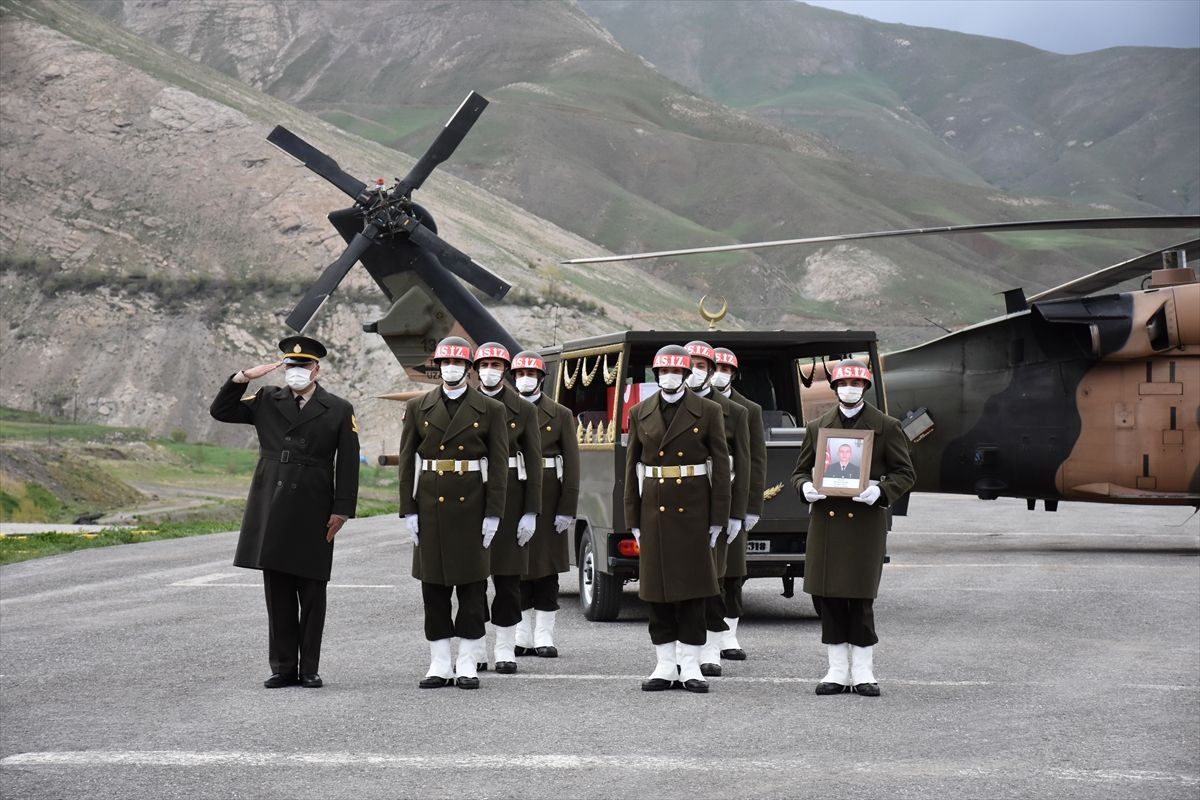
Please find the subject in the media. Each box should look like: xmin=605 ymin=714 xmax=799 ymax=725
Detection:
xmin=241 ymin=394 xmax=257 ymax=402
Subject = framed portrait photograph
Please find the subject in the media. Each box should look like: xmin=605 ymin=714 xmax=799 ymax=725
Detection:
xmin=814 ymin=428 xmax=874 ymax=497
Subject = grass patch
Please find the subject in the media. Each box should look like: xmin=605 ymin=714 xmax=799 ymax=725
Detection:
xmin=0 ymin=520 xmax=235 ymax=566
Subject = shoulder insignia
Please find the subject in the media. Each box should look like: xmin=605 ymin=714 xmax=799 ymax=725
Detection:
xmin=241 ymin=394 xmax=257 ymax=403
xmin=351 ymin=414 xmax=359 ymax=433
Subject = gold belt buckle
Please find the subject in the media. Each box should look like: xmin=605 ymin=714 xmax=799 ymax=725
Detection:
xmin=662 ymin=466 xmax=680 ymax=478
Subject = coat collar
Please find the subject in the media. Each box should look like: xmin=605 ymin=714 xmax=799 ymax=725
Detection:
xmin=637 ymin=389 xmax=702 ymax=448
xmin=819 ymin=402 xmax=885 ymax=434
xmin=275 ymin=383 xmax=329 ymax=427
xmin=443 ymin=387 xmax=490 ymax=443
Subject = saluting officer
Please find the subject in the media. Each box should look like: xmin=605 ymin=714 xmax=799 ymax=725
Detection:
xmin=510 ymin=350 xmax=579 ymax=659
xmin=399 ymin=336 xmax=509 ymax=690
xmin=682 ymin=341 xmax=750 ymax=678
xmin=210 ymin=335 xmax=359 ymax=690
xmin=472 ymin=342 xmax=542 ymax=675
xmin=624 ymin=344 xmax=730 ymax=694
xmin=711 ymin=346 xmax=767 ymax=660
xmin=790 ymin=359 xmax=915 ymax=697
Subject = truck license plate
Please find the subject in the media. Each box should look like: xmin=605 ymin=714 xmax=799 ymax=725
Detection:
xmin=746 ymin=539 xmax=770 ymax=553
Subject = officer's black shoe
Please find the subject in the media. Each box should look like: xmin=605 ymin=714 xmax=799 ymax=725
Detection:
xmin=455 ymin=676 xmax=480 ymax=690
xmin=514 ymin=645 xmax=536 ymax=656
xmin=815 ymin=682 xmax=851 ymax=695
xmin=852 ymin=683 xmax=881 ymax=697
xmin=535 ymin=645 xmax=558 ymax=658
xmin=263 ymin=673 xmax=299 ymax=689
xmin=720 ymin=648 xmax=747 ymax=661
xmin=682 ymin=678 xmax=709 ymax=694
xmin=494 ymin=661 xmax=517 ymax=674
xmin=640 ymin=678 xmax=673 ymax=692
xmin=700 ymin=662 xmax=722 ymax=677
xmin=300 ymin=673 xmax=323 ymax=688
xmin=476 ymin=662 xmax=488 ymax=672
xmin=418 ymin=676 xmax=454 ymax=689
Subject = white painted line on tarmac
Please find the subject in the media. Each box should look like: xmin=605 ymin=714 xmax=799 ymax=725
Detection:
xmin=168 ymin=573 xmax=393 ymax=589
xmin=494 ymin=673 xmax=1199 ymax=691
xmin=888 ymin=563 xmax=1200 ymax=569
xmin=2 ymin=751 xmax=1196 ymax=786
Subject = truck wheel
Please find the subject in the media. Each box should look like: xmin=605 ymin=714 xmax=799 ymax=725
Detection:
xmin=579 ymin=530 xmax=622 ymax=621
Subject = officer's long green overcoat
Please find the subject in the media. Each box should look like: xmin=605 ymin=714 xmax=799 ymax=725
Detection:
xmin=624 ymin=390 xmax=730 ymax=603
xmin=399 ymin=388 xmax=508 ymax=586
xmin=486 ymin=384 xmax=542 ymax=576
xmin=726 ymin=388 xmax=767 ymax=578
xmin=210 ymin=378 xmax=359 ymax=582
xmin=790 ymin=403 xmax=915 ymax=599
xmin=523 ymin=393 xmax=580 ymax=579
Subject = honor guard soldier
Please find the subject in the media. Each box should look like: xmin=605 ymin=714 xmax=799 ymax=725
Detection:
xmin=210 ymin=335 xmax=359 ymax=690
xmin=683 ymin=341 xmax=750 ymax=678
xmin=472 ymin=343 xmax=542 ymax=674
xmin=624 ymin=344 xmax=730 ymax=694
xmin=509 ymin=351 xmax=580 ymax=659
xmin=711 ymin=346 xmax=767 ymax=660
xmin=790 ymin=359 xmax=915 ymax=697
xmin=399 ymin=336 xmax=509 ymax=690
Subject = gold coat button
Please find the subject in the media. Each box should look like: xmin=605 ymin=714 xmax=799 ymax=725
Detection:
xmin=459 ymin=496 xmax=465 ymax=502
xmin=439 ymin=445 xmax=445 ymax=451
xmin=676 ymin=478 xmax=682 ymax=485
xmin=546 ymin=425 xmax=552 ymax=431
xmin=510 ymin=422 xmax=516 ymax=428
xmin=659 ymin=505 xmax=666 ymax=512
xmin=848 ymin=512 xmax=855 ymax=519
xmin=828 ymin=510 xmax=835 ymax=517
xmin=458 ymin=445 xmax=464 ymax=451
xmin=658 ymin=450 xmax=665 ymax=457
xmin=438 ymin=470 xmax=444 ymax=476
xmin=658 ymin=478 xmax=664 ymax=484
xmin=473 ymin=422 xmax=480 ymax=428
xmin=693 ymin=427 xmax=699 ymax=433
xmin=424 ymin=421 xmax=429 ymax=426
xmin=677 ymin=451 xmax=683 ymax=457
xmin=677 ymin=507 xmax=684 ymax=513
xmin=438 ymin=496 xmax=445 ymax=503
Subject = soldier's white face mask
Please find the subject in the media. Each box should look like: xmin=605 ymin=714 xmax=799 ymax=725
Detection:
xmin=685 ymin=366 xmax=709 ymax=390
xmin=515 ymin=375 xmax=540 ymax=394
xmin=837 ymin=385 xmax=865 ymax=405
xmin=440 ymin=364 xmax=466 ymax=385
xmin=710 ymin=370 xmax=732 ymax=390
xmin=285 ymin=367 xmax=313 ymax=390
xmin=478 ymin=367 xmax=504 ymax=388
xmin=657 ymin=372 xmax=684 ymax=392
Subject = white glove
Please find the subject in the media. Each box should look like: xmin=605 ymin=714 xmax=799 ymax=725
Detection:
xmin=516 ymin=512 xmax=537 ymax=546
xmin=726 ymin=518 xmax=743 ymax=543
xmin=482 ymin=516 xmax=500 ymax=548
xmin=852 ymin=484 xmax=882 ymax=505
xmin=632 ymin=527 xmax=640 ymax=544
xmin=744 ymin=513 xmax=760 ymax=532
xmin=709 ymin=525 xmax=722 ymax=548
xmin=405 ymin=514 xmax=419 ymax=545
xmin=554 ymin=514 xmax=574 ymax=534
xmin=801 ymin=481 xmax=827 ymax=504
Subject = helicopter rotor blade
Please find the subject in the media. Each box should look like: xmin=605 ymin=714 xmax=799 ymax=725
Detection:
xmin=1030 ymin=237 xmax=1200 ymax=302
xmin=561 ymin=215 xmax=1200 ymax=265
xmin=286 ymin=222 xmax=380 ymax=332
xmin=395 ymin=92 xmax=489 ymax=197
xmin=401 ymin=216 xmax=511 ymax=300
xmin=267 ymin=126 xmax=368 ymax=203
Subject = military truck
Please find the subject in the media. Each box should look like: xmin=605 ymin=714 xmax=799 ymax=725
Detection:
xmin=536 ymin=330 xmax=886 ymax=621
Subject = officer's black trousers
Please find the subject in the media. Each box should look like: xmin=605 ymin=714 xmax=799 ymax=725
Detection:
xmin=648 ymin=598 xmax=706 ymax=646
xmin=519 ymin=574 xmax=560 ymax=612
xmin=489 ymin=574 xmax=522 ymax=627
xmin=722 ymin=575 xmax=745 ymax=619
xmin=263 ymin=569 xmax=327 ymax=676
xmin=422 ymin=580 xmax=488 ymax=641
xmin=812 ymin=596 xmax=878 ymax=647
xmin=704 ymin=592 xmax=730 ymax=633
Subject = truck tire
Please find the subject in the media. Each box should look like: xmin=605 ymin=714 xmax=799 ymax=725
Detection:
xmin=579 ymin=529 xmax=622 ymax=621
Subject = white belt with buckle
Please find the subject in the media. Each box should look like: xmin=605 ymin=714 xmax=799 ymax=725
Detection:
xmin=644 ymin=463 xmax=708 ymax=478
xmin=421 ymin=459 xmax=482 ymax=472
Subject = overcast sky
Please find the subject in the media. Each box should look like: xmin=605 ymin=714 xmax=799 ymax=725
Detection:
xmin=803 ymin=0 xmax=1200 ymax=54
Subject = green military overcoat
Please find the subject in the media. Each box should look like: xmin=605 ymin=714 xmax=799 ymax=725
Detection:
xmin=210 ymin=378 xmax=359 ymax=582
xmin=726 ymin=388 xmax=767 ymax=578
xmin=399 ymin=387 xmax=509 ymax=586
xmin=484 ymin=384 xmax=542 ymax=576
xmin=790 ymin=403 xmax=916 ymax=599
xmin=699 ymin=389 xmax=750 ymax=578
xmin=624 ymin=390 xmax=730 ymax=603
xmin=523 ymin=394 xmax=580 ymax=579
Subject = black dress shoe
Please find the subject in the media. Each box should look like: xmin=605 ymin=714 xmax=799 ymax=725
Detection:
xmin=700 ymin=663 xmax=722 ymax=677
xmin=300 ymin=673 xmax=323 ymax=688
xmin=263 ymin=673 xmax=299 ymax=689
xmin=534 ymin=645 xmax=558 ymax=658
xmin=514 ymin=645 xmax=536 ymax=656
xmin=852 ymin=682 xmax=881 ymax=697
xmin=640 ymin=678 xmax=673 ymax=692
xmin=494 ymin=661 xmax=517 ymax=674
xmin=455 ymin=676 xmax=480 ymax=690
xmin=682 ymin=678 xmax=709 ymax=694
xmin=476 ymin=662 xmax=488 ymax=672
xmin=720 ymin=648 xmax=747 ymax=661
xmin=815 ymin=682 xmax=851 ymax=695
xmin=418 ymin=675 xmax=454 ymax=689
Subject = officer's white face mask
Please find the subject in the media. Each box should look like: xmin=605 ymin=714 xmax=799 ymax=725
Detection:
xmin=685 ymin=366 xmax=709 ymax=390
xmin=710 ymin=370 xmax=732 ymax=390
xmin=478 ymin=367 xmax=504 ymax=388
xmin=285 ymin=367 xmax=313 ymax=391
xmin=515 ymin=375 xmax=540 ymax=394
xmin=837 ymin=385 xmax=865 ymax=406
xmin=657 ymin=372 xmax=684 ymax=392
xmin=440 ymin=364 xmax=466 ymax=385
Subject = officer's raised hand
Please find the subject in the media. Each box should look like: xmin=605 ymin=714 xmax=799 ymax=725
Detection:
xmin=482 ymin=516 xmax=500 ymax=548
xmin=325 ymin=514 xmax=347 ymax=542
xmin=239 ymin=362 xmax=283 ymax=381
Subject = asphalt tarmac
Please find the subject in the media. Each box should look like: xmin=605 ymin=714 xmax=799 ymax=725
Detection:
xmin=2 ymin=494 xmax=1197 ymax=799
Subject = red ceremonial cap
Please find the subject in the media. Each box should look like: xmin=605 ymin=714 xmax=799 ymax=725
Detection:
xmin=684 ymin=341 xmax=715 ymax=362
xmin=713 ymin=348 xmax=738 ymax=368
xmin=473 ymin=343 xmax=511 ymax=363
xmin=434 ymin=342 xmax=472 ymax=360
xmin=830 ymin=360 xmax=873 ymax=384
xmin=653 ymin=352 xmax=691 ymax=369
xmin=512 ymin=352 xmax=546 ymax=372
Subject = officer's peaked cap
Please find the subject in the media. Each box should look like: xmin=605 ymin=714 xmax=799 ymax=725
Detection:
xmin=279 ymin=335 xmax=327 ymax=363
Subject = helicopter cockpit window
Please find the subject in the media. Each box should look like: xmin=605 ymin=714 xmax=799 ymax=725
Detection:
xmin=556 ymin=347 xmax=623 ymax=447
